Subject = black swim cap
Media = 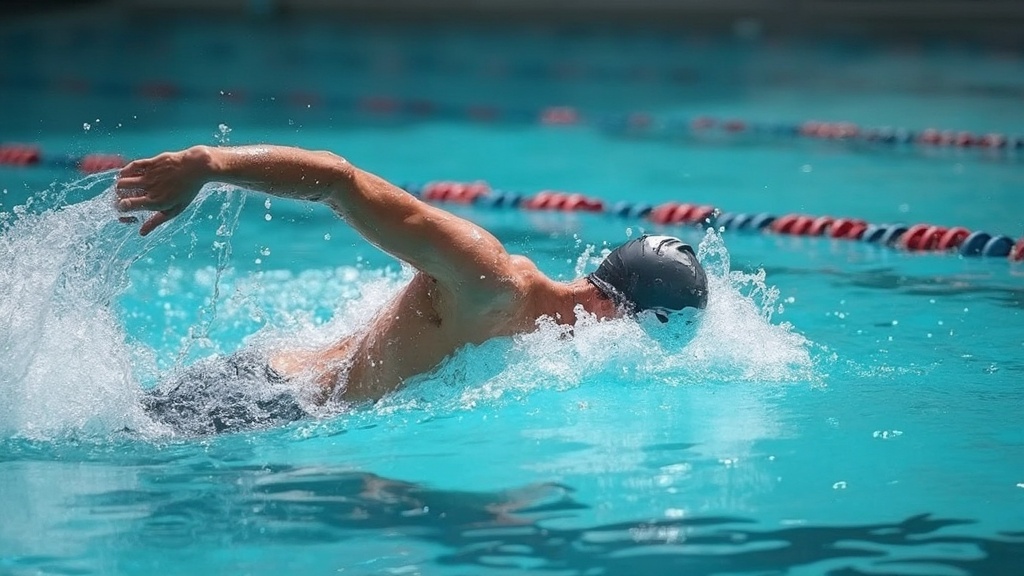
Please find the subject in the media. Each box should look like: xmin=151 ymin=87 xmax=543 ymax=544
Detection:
xmin=586 ymin=235 xmax=708 ymax=322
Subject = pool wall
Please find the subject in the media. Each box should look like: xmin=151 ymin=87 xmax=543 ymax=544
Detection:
xmin=113 ymin=0 xmax=1024 ymax=34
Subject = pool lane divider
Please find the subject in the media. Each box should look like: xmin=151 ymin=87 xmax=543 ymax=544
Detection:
xmin=0 ymin=143 xmax=126 ymax=172
xmin=407 ymin=180 xmax=1024 ymax=263
xmin=1 ymin=144 xmax=1020 ymax=263
xmin=4 ymin=73 xmax=1024 ymax=159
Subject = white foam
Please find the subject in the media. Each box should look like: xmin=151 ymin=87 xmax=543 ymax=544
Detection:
xmin=390 ymin=228 xmax=815 ymax=413
xmin=0 ymin=175 xmax=150 ymax=439
xmin=1 ymin=174 xmax=814 ymax=438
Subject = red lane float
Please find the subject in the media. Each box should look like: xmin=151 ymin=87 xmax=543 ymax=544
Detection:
xmin=669 ymin=203 xmax=696 ymax=223
xmin=772 ymin=214 xmax=818 ymax=235
xmin=648 ymin=202 xmax=715 ymax=225
xmin=689 ymin=205 xmax=715 ymax=224
xmin=790 ymin=215 xmax=815 ymax=235
xmin=79 ymin=154 xmax=126 ymax=173
xmin=722 ymin=119 xmax=746 ymax=133
xmin=649 ymin=202 xmax=679 ymax=225
xmin=937 ymin=227 xmax=970 ymax=250
xmin=828 ymin=218 xmax=867 ymax=239
xmin=1011 ymin=238 xmax=1024 ymax=262
xmin=978 ymin=133 xmax=1006 ymax=148
xmin=690 ymin=116 xmax=715 ymax=130
xmin=900 ymin=224 xmax=932 ymax=251
xmin=954 ymin=132 xmax=976 ymax=147
xmin=900 ymin=224 xmax=950 ymax=251
xmin=0 ymin=144 xmax=41 ymax=166
xmin=627 ymin=113 xmax=653 ymax=130
xmin=771 ymin=214 xmax=801 ymax=234
xmin=422 ymin=181 xmax=490 ymax=203
xmin=808 ymin=216 xmax=835 ymax=236
xmin=541 ymin=107 xmax=580 ymax=125
xmin=523 ymin=190 xmax=603 ymax=212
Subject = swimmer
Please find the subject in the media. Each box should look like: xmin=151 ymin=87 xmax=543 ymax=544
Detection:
xmin=116 ymin=145 xmax=707 ymax=432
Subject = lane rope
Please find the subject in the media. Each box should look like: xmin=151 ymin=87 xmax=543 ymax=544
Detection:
xmin=1 ymin=146 xmax=1020 ymax=262
xmin=2 ymin=74 xmax=1023 ymax=158
xmin=408 ymin=180 xmax=1024 ymax=263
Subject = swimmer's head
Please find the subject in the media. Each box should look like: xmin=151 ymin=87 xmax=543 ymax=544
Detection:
xmin=586 ymin=235 xmax=708 ymax=322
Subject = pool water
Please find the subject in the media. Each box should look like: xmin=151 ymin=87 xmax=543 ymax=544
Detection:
xmin=2 ymin=15 xmax=1024 ymax=576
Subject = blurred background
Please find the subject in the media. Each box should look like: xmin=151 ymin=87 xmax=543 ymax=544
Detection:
xmin=1 ymin=0 xmax=1022 ymax=231
xmin=8 ymin=0 xmax=1024 ymax=29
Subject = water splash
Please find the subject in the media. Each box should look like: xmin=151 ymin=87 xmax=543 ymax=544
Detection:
xmin=0 ymin=173 xmax=244 ymax=440
xmin=1 ymin=175 xmax=813 ymax=439
xmin=0 ymin=175 xmax=150 ymax=439
xmin=385 ymin=228 xmax=815 ymax=413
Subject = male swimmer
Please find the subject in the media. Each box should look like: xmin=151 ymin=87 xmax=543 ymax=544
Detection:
xmin=115 ymin=145 xmax=708 ymax=434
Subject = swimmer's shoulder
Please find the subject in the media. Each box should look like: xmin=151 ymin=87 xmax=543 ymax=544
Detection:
xmin=509 ymin=254 xmax=538 ymax=274
xmin=508 ymin=254 xmax=550 ymax=288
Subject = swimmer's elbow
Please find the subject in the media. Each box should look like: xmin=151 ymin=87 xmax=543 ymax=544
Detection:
xmin=317 ymin=151 xmax=356 ymax=181
xmin=313 ymin=151 xmax=358 ymax=202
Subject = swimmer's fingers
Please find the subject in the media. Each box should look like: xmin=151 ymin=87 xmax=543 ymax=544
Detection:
xmin=118 ymin=157 xmax=155 ymax=178
xmin=115 ymin=195 xmax=166 ymax=213
xmin=139 ymin=204 xmax=186 ymax=237
xmin=114 ymin=174 xmax=144 ymax=195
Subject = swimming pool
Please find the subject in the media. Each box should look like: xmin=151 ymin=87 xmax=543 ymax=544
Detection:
xmin=2 ymin=12 xmax=1023 ymax=576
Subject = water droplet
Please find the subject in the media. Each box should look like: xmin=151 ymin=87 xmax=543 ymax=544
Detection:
xmin=832 ymin=481 xmax=847 ymax=490
xmin=264 ymin=214 xmax=272 ymax=221
xmin=214 ymin=123 xmax=232 ymax=145
xmin=800 ymin=164 xmax=813 ymax=173
xmin=82 ymin=123 xmax=91 ymax=131
xmin=323 ymin=233 xmax=331 ymax=241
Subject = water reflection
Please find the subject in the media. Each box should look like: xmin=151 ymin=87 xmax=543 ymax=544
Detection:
xmin=78 ymin=464 xmax=1024 ymax=575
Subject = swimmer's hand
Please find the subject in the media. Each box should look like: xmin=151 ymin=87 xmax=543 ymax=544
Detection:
xmin=114 ymin=147 xmax=211 ymax=236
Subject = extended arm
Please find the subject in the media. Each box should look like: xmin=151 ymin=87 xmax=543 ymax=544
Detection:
xmin=115 ymin=145 xmax=517 ymax=295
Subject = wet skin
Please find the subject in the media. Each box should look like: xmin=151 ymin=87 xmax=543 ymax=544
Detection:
xmin=116 ymin=145 xmax=619 ymax=402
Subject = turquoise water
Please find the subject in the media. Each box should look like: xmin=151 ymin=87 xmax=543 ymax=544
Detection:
xmin=2 ymin=15 xmax=1024 ymax=576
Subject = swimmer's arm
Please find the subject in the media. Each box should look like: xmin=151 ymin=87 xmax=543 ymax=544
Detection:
xmin=116 ymin=145 xmax=517 ymax=293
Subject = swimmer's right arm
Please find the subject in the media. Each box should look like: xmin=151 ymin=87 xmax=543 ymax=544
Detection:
xmin=115 ymin=145 xmax=517 ymax=295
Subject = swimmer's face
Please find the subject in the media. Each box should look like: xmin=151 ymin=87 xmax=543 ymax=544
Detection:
xmin=589 ymin=291 xmax=624 ymax=321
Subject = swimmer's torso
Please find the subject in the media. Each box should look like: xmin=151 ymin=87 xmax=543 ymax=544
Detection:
xmin=272 ymin=255 xmax=548 ymax=402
